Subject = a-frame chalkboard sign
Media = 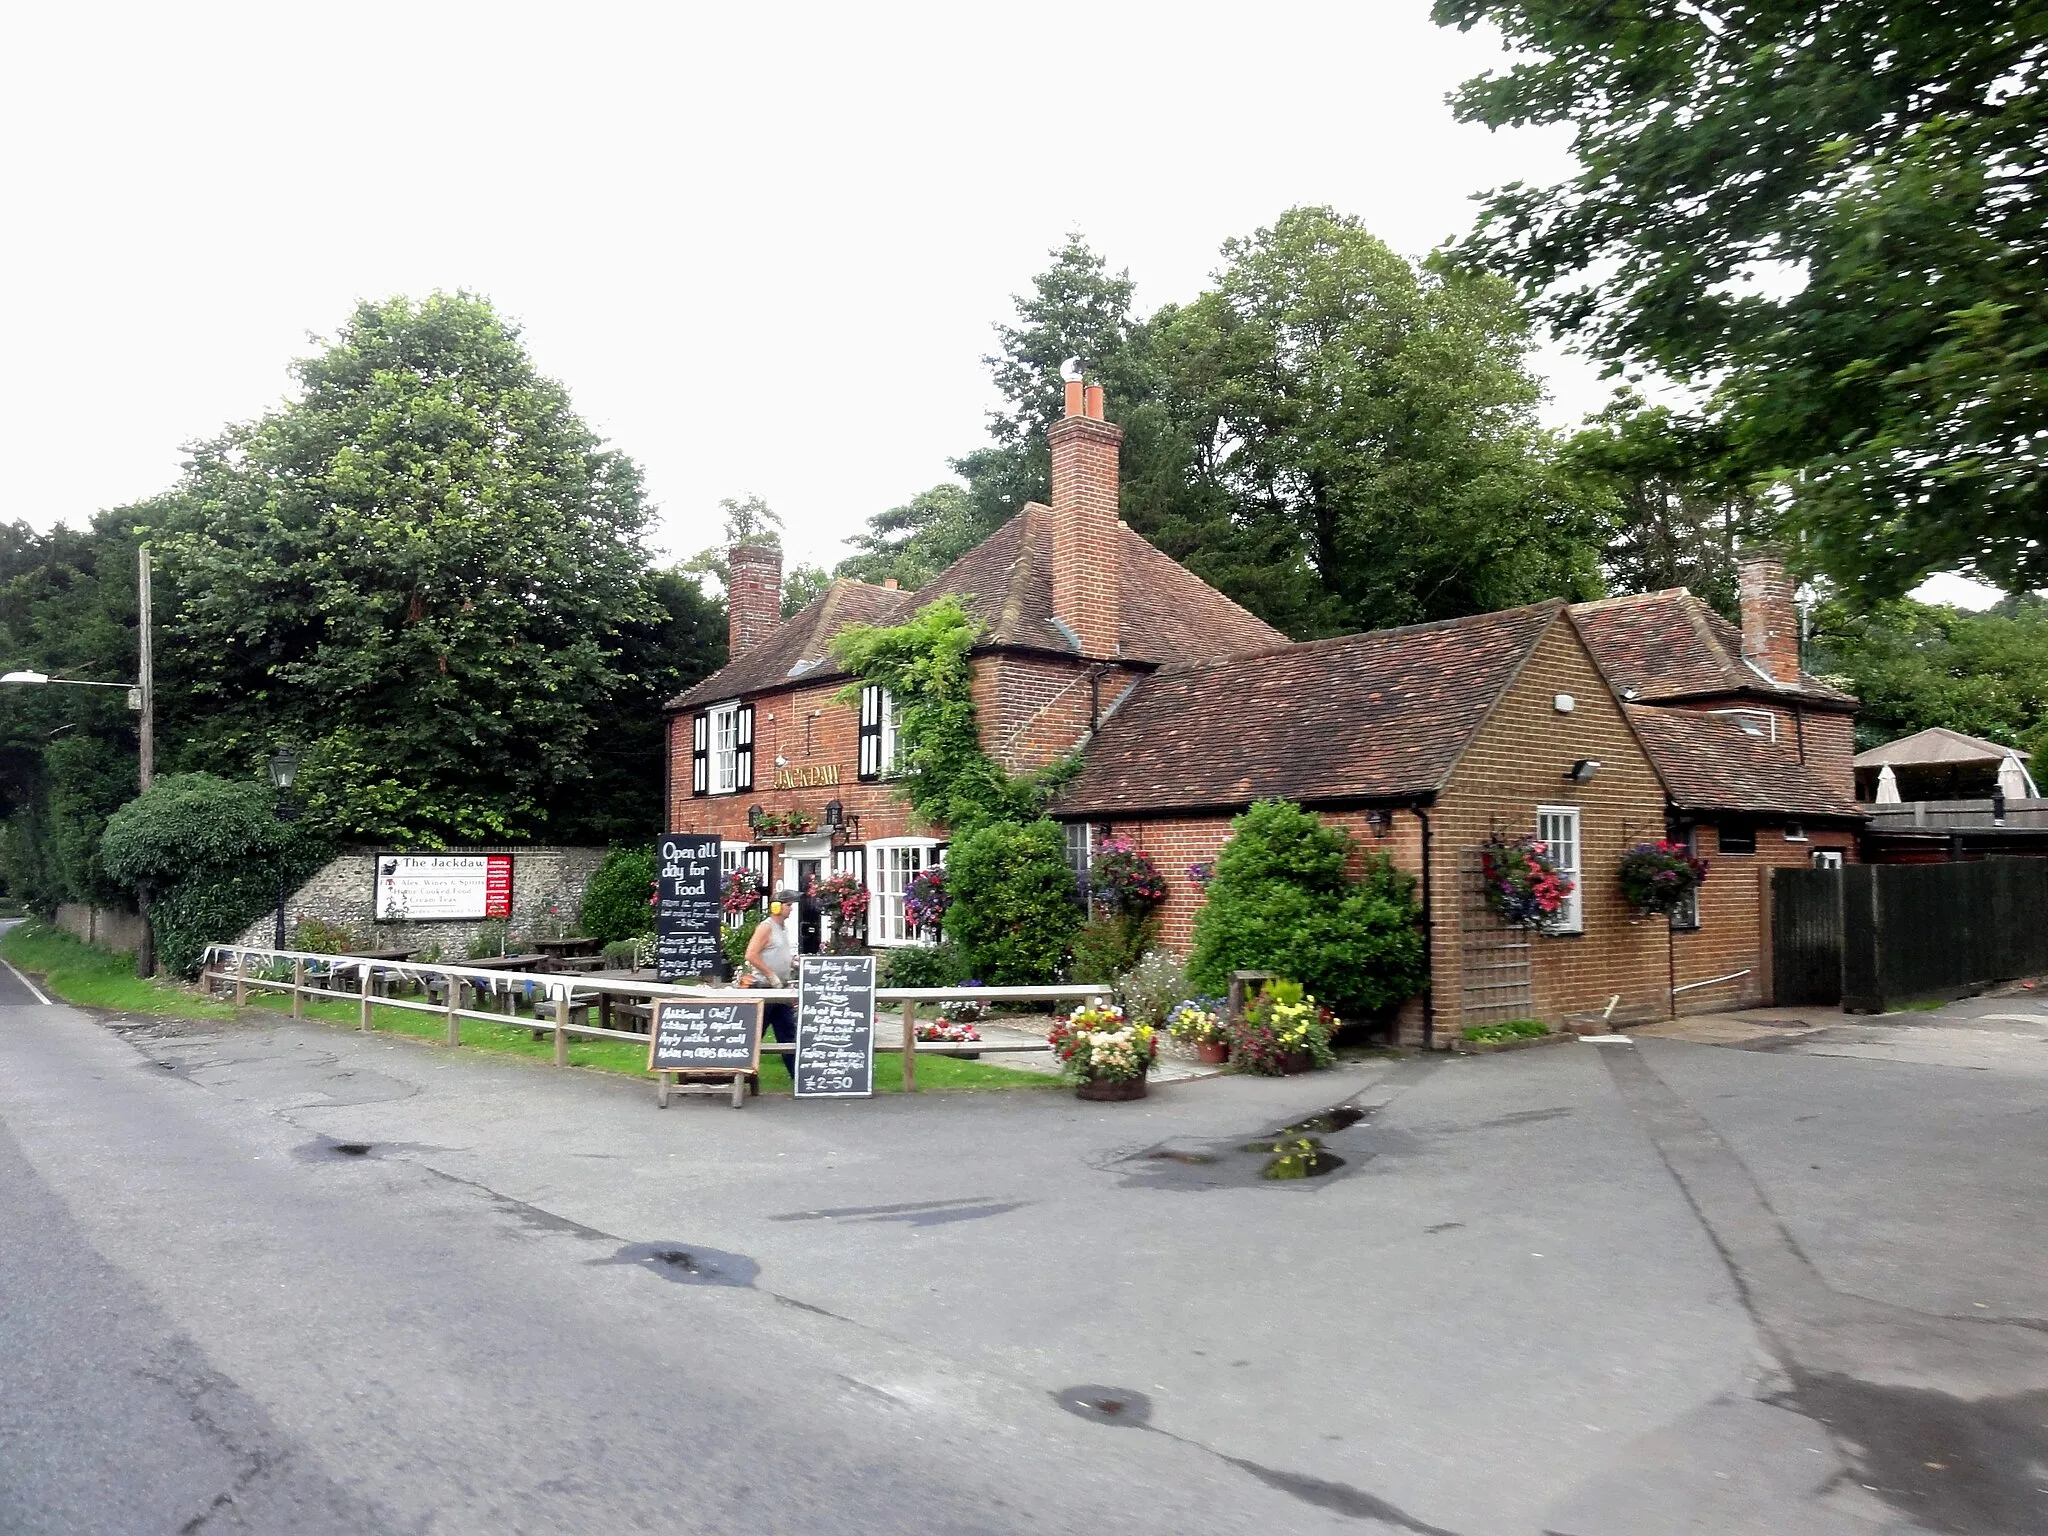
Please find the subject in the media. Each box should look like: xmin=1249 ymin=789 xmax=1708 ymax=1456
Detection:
xmin=648 ymin=997 xmax=762 ymax=1108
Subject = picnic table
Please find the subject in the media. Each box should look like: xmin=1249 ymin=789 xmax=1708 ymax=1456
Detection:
xmin=581 ymin=967 xmax=662 ymax=1032
xmin=333 ymin=948 xmax=419 ymax=998
xmin=535 ymin=936 xmax=603 ymax=960
xmin=448 ymin=953 xmax=552 ymax=1013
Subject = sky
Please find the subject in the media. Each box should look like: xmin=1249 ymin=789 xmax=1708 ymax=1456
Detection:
xmin=0 ymin=0 xmax=1996 ymax=609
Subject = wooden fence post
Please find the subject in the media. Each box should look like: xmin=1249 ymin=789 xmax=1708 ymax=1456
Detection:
xmin=359 ymin=964 xmax=372 ymax=1032
xmin=554 ymin=985 xmax=570 ymax=1067
xmin=446 ymin=972 xmax=460 ymax=1047
xmin=900 ymin=999 xmax=917 ymax=1094
xmin=234 ymin=950 xmax=248 ymax=1007
xmin=291 ymin=958 xmax=305 ymax=1020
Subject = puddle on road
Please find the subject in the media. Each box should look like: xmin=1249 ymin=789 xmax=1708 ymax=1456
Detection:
xmin=1122 ymin=1101 xmax=1374 ymax=1189
xmin=596 ymin=1241 xmax=759 ymax=1288
xmin=1052 ymin=1384 xmax=1154 ymax=1429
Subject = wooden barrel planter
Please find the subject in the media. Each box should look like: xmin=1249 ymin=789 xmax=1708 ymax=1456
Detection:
xmin=1194 ymin=1041 xmax=1229 ymax=1066
xmin=1279 ymin=1051 xmax=1317 ymax=1075
xmin=1076 ymin=1075 xmax=1148 ymax=1102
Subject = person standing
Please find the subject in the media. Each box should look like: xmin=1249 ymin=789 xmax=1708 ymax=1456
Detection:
xmin=743 ymin=889 xmax=799 ymax=1085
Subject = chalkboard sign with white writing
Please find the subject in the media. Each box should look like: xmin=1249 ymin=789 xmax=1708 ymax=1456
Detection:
xmin=794 ymin=954 xmax=876 ymax=1099
xmin=648 ymin=998 xmax=761 ymax=1075
xmin=655 ymin=833 xmax=724 ymax=982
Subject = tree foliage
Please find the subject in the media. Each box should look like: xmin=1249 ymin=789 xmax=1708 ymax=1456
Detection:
xmin=579 ymin=846 xmax=656 ymax=942
xmin=1438 ymin=0 xmax=2048 ymax=598
xmin=100 ymin=773 xmax=330 ymax=976
xmin=146 ymin=292 xmax=674 ymax=845
xmin=1187 ymin=800 xmax=1428 ymax=1018
xmin=848 ymin=217 xmax=1607 ymax=636
xmin=1809 ymin=596 xmax=2048 ymax=757
xmin=941 ymin=818 xmax=1082 ymax=984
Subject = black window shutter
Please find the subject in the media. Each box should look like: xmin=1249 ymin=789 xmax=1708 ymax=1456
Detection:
xmin=858 ymin=685 xmax=882 ymax=781
xmin=691 ymin=712 xmax=709 ymax=797
xmin=735 ymin=703 xmax=755 ymax=791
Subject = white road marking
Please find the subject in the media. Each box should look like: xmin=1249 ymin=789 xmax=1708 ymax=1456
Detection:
xmin=3 ymin=958 xmax=51 ymax=1005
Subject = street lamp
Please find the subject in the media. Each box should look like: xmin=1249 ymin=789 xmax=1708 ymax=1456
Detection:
xmin=268 ymin=750 xmax=302 ymax=949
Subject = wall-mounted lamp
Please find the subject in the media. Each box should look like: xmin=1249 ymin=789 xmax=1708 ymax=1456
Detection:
xmin=823 ymin=799 xmax=843 ymax=828
xmin=746 ymin=803 xmax=764 ymax=829
xmin=1566 ymin=759 xmax=1602 ymax=784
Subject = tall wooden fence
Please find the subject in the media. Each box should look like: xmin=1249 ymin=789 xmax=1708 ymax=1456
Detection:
xmin=1771 ymin=858 xmax=2048 ymax=1011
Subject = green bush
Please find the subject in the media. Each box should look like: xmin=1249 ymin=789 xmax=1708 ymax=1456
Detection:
xmin=100 ymin=773 xmax=330 ymax=977
xmin=942 ymin=818 xmax=1082 ymax=985
xmin=722 ymin=921 xmax=757 ymax=974
xmin=580 ymin=847 xmax=656 ymax=942
xmin=879 ymin=940 xmax=966 ymax=989
xmin=1068 ymin=913 xmax=1156 ymax=984
xmin=1462 ymin=1018 xmax=1549 ymax=1043
xmin=1188 ymin=800 xmax=1427 ymax=1020
xmin=467 ymin=919 xmax=509 ymax=959
xmin=1116 ymin=947 xmax=1188 ymax=1032
xmin=292 ymin=917 xmax=359 ymax=955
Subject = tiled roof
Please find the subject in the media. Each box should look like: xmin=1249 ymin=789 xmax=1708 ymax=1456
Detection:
xmin=670 ymin=508 xmax=1286 ymax=710
xmin=1570 ymin=590 xmax=1856 ymax=709
xmin=1625 ymin=705 xmax=1863 ymax=818
xmin=669 ymin=578 xmax=914 ymax=709
xmin=1053 ymin=603 xmax=1563 ymax=817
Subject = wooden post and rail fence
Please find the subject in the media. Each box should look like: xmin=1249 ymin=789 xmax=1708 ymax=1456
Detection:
xmin=199 ymin=943 xmax=1107 ymax=1091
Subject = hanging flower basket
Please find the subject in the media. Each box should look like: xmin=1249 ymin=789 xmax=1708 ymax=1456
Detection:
xmin=904 ymin=866 xmax=949 ymax=935
xmin=721 ymin=867 xmax=766 ymax=917
xmin=1090 ymin=835 xmax=1167 ymax=918
xmin=1618 ymin=841 xmax=1709 ymax=916
xmin=1480 ymin=834 xmax=1575 ymax=929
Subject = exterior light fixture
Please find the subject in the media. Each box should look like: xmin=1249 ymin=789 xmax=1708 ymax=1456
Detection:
xmin=824 ymin=799 xmax=843 ymax=828
xmin=267 ymin=749 xmax=301 ymax=792
xmin=1566 ymin=759 xmax=1602 ymax=784
xmin=1 ymin=670 xmax=50 ymax=685
xmin=747 ymin=804 xmax=764 ymax=830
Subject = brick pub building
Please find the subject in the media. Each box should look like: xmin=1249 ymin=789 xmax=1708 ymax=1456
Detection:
xmin=669 ymin=380 xmax=1857 ymax=1041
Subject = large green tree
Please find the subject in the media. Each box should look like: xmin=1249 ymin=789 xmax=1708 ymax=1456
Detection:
xmin=1562 ymin=392 xmax=1753 ymax=617
xmin=1437 ymin=0 xmax=2048 ymax=598
xmin=1809 ymin=595 xmax=2048 ymax=757
xmin=148 ymin=292 xmax=666 ymax=845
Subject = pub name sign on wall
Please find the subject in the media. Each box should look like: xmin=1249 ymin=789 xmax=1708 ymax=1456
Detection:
xmin=772 ymin=763 xmax=840 ymax=790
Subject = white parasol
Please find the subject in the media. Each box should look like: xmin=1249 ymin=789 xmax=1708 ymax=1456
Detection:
xmin=1997 ymin=753 xmax=2037 ymax=801
xmin=1875 ymin=763 xmax=1902 ymax=804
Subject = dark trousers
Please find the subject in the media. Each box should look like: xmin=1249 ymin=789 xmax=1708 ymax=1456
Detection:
xmin=764 ymin=1001 xmax=798 ymax=1082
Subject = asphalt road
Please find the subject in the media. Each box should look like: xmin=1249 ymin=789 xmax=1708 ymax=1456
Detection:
xmin=4 ymin=974 xmax=2047 ymax=1535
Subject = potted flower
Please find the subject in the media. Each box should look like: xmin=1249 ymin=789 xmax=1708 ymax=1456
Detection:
xmin=1229 ymin=980 xmax=1335 ymax=1076
xmin=916 ymin=1015 xmax=983 ymax=1059
xmin=1166 ymin=997 xmax=1228 ymax=1065
xmin=1048 ymin=1001 xmax=1157 ymax=1101
xmin=1480 ymin=834 xmax=1576 ymax=929
xmin=1618 ymin=840 xmax=1708 ymax=917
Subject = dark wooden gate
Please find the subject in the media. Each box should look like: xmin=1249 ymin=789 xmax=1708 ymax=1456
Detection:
xmin=1770 ymin=867 xmax=1843 ymax=1006
xmin=1841 ymin=858 xmax=2048 ymax=1012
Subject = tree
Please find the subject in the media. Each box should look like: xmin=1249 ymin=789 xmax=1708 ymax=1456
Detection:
xmin=1187 ymin=799 xmax=1428 ymax=1018
xmin=942 ymin=818 xmax=1082 ymax=984
xmin=682 ymin=495 xmax=784 ymax=588
xmin=1437 ymin=0 xmax=2048 ymax=598
xmin=148 ymin=292 xmax=660 ymax=845
xmin=1155 ymin=207 xmax=1606 ymax=634
xmin=835 ymin=484 xmax=990 ymax=591
xmin=1562 ymin=392 xmax=1752 ymax=616
xmin=579 ymin=845 xmax=657 ymax=942
xmin=781 ymin=564 xmax=833 ymax=616
xmin=1808 ymin=596 xmax=2048 ymax=757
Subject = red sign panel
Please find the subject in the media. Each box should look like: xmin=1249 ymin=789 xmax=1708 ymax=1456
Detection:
xmin=484 ymin=854 xmax=513 ymax=918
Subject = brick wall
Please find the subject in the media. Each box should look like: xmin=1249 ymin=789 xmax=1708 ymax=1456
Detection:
xmin=1660 ymin=698 xmax=1858 ymax=803
xmin=974 ymin=652 xmax=1150 ymax=777
xmin=234 ymin=846 xmax=611 ymax=956
xmin=1432 ymin=619 xmax=1673 ymax=1037
xmin=727 ymin=543 xmax=783 ymax=660
xmin=1672 ymin=819 xmax=1857 ymax=1012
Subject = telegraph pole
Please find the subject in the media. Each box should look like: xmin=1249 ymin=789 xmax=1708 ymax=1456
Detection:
xmin=136 ymin=545 xmax=156 ymax=976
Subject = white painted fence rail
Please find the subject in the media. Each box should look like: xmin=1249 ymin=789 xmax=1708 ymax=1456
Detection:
xmin=199 ymin=943 xmax=1107 ymax=1092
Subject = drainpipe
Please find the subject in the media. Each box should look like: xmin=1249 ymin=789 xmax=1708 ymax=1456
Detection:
xmin=1415 ymin=803 xmax=1435 ymax=1052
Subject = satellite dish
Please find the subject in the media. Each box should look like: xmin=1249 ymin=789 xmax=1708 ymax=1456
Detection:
xmin=1059 ymin=356 xmax=1084 ymax=382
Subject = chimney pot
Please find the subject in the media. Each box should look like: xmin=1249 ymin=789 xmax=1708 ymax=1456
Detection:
xmin=1083 ymin=383 xmax=1106 ymax=420
xmin=883 ymin=578 xmax=898 ymax=590
xmin=1063 ymin=379 xmax=1085 ymax=418
xmin=1737 ymin=549 xmax=1800 ymax=684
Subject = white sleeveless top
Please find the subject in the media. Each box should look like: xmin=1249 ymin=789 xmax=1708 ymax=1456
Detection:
xmin=754 ymin=915 xmax=794 ymax=984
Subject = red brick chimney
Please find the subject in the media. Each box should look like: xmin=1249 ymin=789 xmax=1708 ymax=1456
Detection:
xmin=727 ymin=542 xmax=783 ymax=660
xmin=1047 ymin=377 xmax=1123 ymax=658
xmin=1738 ymin=549 xmax=1800 ymax=684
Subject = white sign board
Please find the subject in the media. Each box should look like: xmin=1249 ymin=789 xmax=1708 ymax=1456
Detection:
xmin=373 ymin=855 xmax=512 ymax=921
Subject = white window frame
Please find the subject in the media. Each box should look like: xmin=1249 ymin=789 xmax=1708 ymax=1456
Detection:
xmin=1064 ymin=822 xmax=1094 ymax=893
xmin=1670 ymin=828 xmax=1701 ymax=931
xmin=1711 ymin=707 xmax=1777 ymax=741
xmin=1535 ymin=805 xmax=1583 ymax=935
xmin=877 ymin=688 xmax=899 ymax=778
xmin=867 ymin=836 xmax=943 ymax=947
xmin=1782 ymin=820 xmax=1808 ymax=843
xmin=1810 ymin=849 xmax=1845 ymax=870
xmin=707 ymin=701 xmax=742 ymax=795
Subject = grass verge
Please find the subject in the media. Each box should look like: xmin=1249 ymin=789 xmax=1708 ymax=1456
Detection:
xmin=0 ymin=918 xmax=1055 ymax=1093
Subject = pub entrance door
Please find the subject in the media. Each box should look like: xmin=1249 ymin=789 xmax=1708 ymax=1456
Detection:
xmin=795 ymin=858 xmax=824 ymax=954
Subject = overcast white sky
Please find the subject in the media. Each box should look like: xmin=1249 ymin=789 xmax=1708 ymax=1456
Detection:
xmin=0 ymin=1 xmax=1993 ymax=607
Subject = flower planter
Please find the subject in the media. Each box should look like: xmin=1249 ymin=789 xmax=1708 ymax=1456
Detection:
xmin=1076 ymin=1075 xmax=1148 ymax=1102
xmin=1279 ymin=1051 xmax=1317 ymax=1075
xmin=1194 ymin=1040 xmax=1229 ymax=1066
